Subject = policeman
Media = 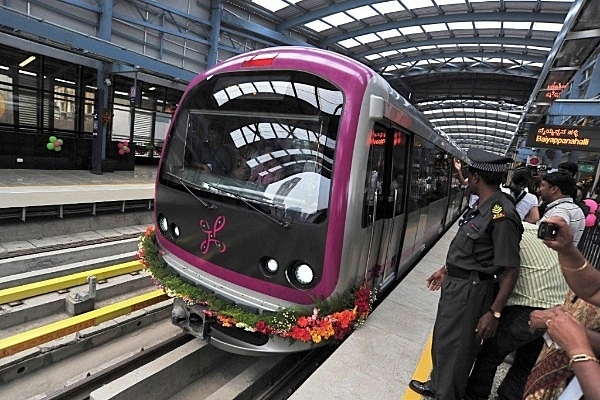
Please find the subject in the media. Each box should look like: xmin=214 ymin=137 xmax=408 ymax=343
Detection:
xmin=409 ymin=147 xmax=523 ymax=400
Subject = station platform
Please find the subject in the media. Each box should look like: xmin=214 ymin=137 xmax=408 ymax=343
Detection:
xmin=0 ymin=165 xmax=158 ymax=252
xmin=290 ymin=224 xmax=456 ymax=400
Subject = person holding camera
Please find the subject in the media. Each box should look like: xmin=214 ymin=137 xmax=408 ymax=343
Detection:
xmin=538 ymin=171 xmax=585 ymax=244
xmin=409 ymin=148 xmax=523 ymax=400
xmin=525 ymin=216 xmax=600 ymax=400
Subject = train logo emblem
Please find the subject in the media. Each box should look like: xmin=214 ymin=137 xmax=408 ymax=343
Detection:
xmin=200 ymin=215 xmax=227 ymax=254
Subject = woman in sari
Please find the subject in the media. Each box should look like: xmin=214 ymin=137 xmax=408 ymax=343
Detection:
xmin=525 ymin=216 xmax=600 ymax=400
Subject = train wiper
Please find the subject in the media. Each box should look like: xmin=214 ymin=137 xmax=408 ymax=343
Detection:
xmin=202 ymin=181 xmax=291 ymax=230
xmin=175 ymin=176 xmax=216 ymax=210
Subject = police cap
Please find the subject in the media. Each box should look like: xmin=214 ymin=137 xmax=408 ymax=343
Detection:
xmin=467 ymin=148 xmax=512 ymax=173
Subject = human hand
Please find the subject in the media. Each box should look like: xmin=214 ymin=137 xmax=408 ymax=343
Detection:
xmin=453 ymin=158 xmax=461 ymax=171
xmin=539 ymin=216 xmax=573 ymax=250
xmin=545 ymin=308 xmax=593 ymax=356
xmin=426 ymin=267 xmax=447 ymax=291
xmin=529 ymin=307 xmax=561 ymax=333
xmin=476 ymin=312 xmax=498 ymax=340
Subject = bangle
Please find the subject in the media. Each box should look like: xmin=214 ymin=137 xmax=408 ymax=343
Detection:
xmin=561 ymin=261 xmax=589 ymax=271
xmin=569 ymin=353 xmax=599 ymax=367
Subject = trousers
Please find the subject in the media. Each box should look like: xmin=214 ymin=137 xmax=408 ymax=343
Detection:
xmin=465 ymin=305 xmax=544 ymax=400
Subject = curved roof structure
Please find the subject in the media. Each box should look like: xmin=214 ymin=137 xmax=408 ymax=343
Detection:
xmin=0 ymin=0 xmax=597 ymax=160
xmin=230 ymin=0 xmax=597 ymax=156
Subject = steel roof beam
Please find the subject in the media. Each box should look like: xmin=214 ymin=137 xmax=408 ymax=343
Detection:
xmin=353 ymin=37 xmax=555 ymax=60
xmin=320 ymin=12 xmax=567 ymax=48
xmin=0 ymin=6 xmax=196 ymax=82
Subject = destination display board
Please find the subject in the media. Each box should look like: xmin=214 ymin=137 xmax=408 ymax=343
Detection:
xmin=526 ymin=124 xmax=600 ymax=152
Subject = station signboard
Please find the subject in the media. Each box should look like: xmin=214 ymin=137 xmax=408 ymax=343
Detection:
xmin=526 ymin=124 xmax=600 ymax=152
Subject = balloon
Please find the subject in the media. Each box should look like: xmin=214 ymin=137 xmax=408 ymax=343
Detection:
xmin=54 ymin=141 xmax=60 ymax=147
xmin=57 ymin=139 xmax=63 ymax=145
xmin=118 ymin=149 xmax=125 ymax=155
xmin=54 ymin=146 xmax=61 ymax=152
xmin=49 ymin=136 xmax=57 ymax=143
xmin=584 ymin=199 xmax=598 ymax=214
xmin=118 ymin=142 xmax=123 ymax=148
xmin=46 ymin=142 xmax=54 ymax=150
xmin=585 ymin=214 xmax=597 ymax=228
xmin=123 ymin=146 xmax=129 ymax=153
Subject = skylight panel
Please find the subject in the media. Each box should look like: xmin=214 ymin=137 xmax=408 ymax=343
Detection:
xmin=378 ymin=29 xmax=401 ymax=39
xmin=356 ymin=33 xmax=380 ymax=44
xmin=323 ymin=12 xmax=354 ymax=27
xmin=402 ymin=0 xmax=435 ymax=8
xmin=418 ymin=45 xmax=437 ymax=51
xmin=252 ymin=0 xmax=288 ymax=12
xmin=373 ymin=1 xmax=405 ymax=14
xmin=434 ymin=0 xmax=465 ymax=5
xmin=503 ymin=21 xmax=531 ymax=30
xmin=527 ymin=46 xmax=551 ymax=52
xmin=532 ymin=22 xmax=563 ymax=32
xmin=347 ymin=6 xmax=379 ymax=20
xmin=365 ymin=54 xmax=382 ymax=61
xmin=381 ymin=50 xmax=399 ymax=57
xmin=475 ymin=21 xmax=501 ymax=29
xmin=304 ymin=20 xmax=331 ymax=32
xmin=421 ymin=23 xmax=448 ymax=32
xmin=448 ymin=22 xmax=473 ymax=30
xmin=399 ymin=26 xmax=423 ymax=35
xmin=338 ymin=38 xmax=361 ymax=48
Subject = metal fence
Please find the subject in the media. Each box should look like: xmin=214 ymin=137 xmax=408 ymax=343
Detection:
xmin=578 ymin=226 xmax=600 ymax=270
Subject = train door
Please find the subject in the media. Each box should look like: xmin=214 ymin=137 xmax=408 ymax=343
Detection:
xmin=362 ymin=123 xmax=408 ymax=291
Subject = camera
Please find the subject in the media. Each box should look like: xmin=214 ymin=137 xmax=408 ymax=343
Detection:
xmin=537 ymin=221 xmax=558 ymax=240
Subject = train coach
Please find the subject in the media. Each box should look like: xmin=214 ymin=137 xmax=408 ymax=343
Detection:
xmin=145 ymin=46 xmax=468 ymax=355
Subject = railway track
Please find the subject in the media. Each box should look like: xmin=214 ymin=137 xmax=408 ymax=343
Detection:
xmin=0 ymin=227 xmax=335 ymax=399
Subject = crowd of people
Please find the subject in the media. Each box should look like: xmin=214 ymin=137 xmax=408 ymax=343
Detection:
xmin=408 ymin=148 xmax=600 ymax=400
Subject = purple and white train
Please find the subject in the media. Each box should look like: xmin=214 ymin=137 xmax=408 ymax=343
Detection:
xmin=153 ymin=46 xmax=467 ymax=355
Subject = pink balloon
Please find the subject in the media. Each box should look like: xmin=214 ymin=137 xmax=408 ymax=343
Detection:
xmin=118 ymin=149 xmax=125 ymax=155
xmin=585 ymin=214 xmax=597 ymax=228
xmin=118 ymin=142 xmax=123 ymax=148
xmin=54 ymin=141 xmax=60 ymax=147
xmin=584 ymin=199 xmax=598 ymax=213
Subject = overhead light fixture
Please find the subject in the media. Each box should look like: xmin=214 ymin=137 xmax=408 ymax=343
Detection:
xmin=148 ymin=86 xmax=156 ymax=91
xmin=19 ymin=56 xmax=36 ymax=68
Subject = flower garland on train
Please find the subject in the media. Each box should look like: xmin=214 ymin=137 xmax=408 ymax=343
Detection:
xmin=136 ymin=226 xmax=376 ymax=344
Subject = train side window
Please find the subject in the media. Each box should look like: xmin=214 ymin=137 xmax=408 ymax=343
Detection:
xmin=362 ymin=125 xmax=387 ymax=227
xmin=390 ymin=129 xmax=407 ymax=217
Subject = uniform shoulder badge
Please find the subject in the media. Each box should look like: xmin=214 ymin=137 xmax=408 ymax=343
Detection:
xmin=491 ymin=203 xmax=506 ymax=221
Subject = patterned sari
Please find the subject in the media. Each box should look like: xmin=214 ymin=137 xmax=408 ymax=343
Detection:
xmin=523 ymin=290 xmax=600 ymax=400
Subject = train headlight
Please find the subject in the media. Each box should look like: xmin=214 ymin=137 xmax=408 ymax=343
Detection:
xmin=266 ymin=259 xmax=278 ymax=273
xmin=158 ymin=214 xmax=169 ymax=234
xmin=260 ymin=257 xmax=279 ymax=276
xmin=287 ymin=262 xmax=316 ymax=288
xmin=171 ymin=224 xmax=180 ymax=238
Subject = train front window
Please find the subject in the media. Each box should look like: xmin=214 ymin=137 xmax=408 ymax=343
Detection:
xmin=160 ymin=71 xmax=343 ymax=223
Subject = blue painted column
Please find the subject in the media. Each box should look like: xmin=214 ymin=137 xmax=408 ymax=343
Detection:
xmin=207 ymin=0 xmax=223 ymax=68
xmin=92 ymin=0 xmax=114 ymax=174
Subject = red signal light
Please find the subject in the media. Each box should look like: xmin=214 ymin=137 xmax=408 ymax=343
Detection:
xmin=242 ymin=54 xmax=276 ymax=68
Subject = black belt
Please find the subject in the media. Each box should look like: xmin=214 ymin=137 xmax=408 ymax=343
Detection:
xmin=447 ymin=267 xmax=495 ymax=281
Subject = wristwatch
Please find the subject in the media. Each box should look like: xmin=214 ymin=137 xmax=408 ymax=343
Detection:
xmin=490 ymin=308 xmax=501 ymax=319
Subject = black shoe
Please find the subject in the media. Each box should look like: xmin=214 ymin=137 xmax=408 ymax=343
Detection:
xmin=409 ymin=380 xmax=436 ymax=398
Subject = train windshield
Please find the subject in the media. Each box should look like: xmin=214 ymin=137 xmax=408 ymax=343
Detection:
xmin=159 ymin=70 xmax=343 ymax=223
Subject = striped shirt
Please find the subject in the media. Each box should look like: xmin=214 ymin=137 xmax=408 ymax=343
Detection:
xmin=541 ymin=197 xmax=585 ymax=245
xmin=506 ymin=222 xmax=568 ymax=308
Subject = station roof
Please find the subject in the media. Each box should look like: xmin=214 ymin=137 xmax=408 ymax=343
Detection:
xmin=235 ymin=0 xmax=599 ymax=156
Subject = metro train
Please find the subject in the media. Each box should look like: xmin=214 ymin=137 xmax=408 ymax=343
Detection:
xmin=147 ymin=46 xmax=468 ymax=355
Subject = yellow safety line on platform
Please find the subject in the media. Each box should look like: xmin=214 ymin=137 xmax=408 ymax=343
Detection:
xmin=0 ymin=260 xmax=144 ymax=304
xmin=0 ymin=289 xmax=169 ymax=359
xmin=402 ymin=334 xmax=433 ymax=400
